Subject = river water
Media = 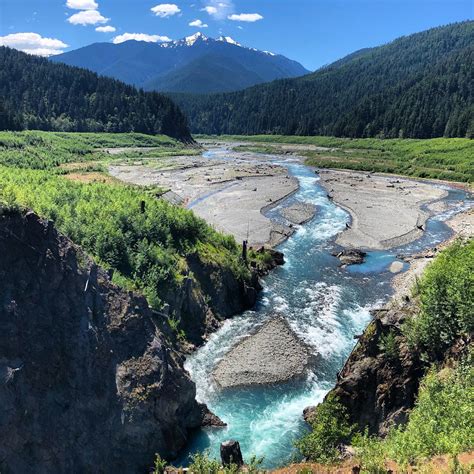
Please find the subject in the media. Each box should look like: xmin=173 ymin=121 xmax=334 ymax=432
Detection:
xmin=178 ymin=148 xmax=472 ymax=469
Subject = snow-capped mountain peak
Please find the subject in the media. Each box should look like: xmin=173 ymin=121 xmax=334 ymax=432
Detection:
xmin=160 ymin=33 xmax=276 ymax=55
xmin=183 ymin=32 xmax=208 ymax=46
xmin=218 ymin=36 xmax=241 ymax=47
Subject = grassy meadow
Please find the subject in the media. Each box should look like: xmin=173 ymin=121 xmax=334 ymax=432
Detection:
xmin=200 ymin=135 xmax=474 ymax=183
xmin=0 ymin=130 xmax=198 ymax=171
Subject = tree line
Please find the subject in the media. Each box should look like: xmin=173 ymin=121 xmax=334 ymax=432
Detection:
xmin=0 ymin=47 xmax=191 ymax=141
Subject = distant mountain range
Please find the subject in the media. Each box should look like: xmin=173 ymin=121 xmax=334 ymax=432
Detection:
xmin=52 ymin=33 xmax=309 ymax=94
xmin=172 ymin=22 xmax=474 ymax=139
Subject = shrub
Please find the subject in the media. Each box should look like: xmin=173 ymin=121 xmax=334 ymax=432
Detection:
xmin=188 ymin=451 xmax=221 ymax=474
xmin=295 ymin=394 xmax=354 ymax=463
xmin=354 ymin=354 xmax=474 ymax=470
xmin=402 ymin=239 xmax=474 ymax=361
xmin=152 ymin=454 xmax=167 ymax=474
xmin=378 ymin=330 xmax=399 ymax=360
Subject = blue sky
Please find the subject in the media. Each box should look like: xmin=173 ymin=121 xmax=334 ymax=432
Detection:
xmin=0 ymin=0 xmax=472 ymax=70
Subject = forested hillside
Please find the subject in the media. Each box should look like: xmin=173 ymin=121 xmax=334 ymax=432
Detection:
xmin=174 ymin=22 xmax=474 ymax=138
xmin=0 ymin=47 xmax=191 ymax=141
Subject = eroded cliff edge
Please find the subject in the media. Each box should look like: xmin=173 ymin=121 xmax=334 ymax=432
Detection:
xmin=0 ymin=209 xmax=224 ymax=473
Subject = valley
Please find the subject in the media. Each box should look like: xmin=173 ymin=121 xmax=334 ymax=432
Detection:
xmin=0 ymin=10 xmax=473 ymax=473
xmin=11 ymin=131 xmax=465 ymax=468
xmin=0 ymin=130 xmax=471 ymax=471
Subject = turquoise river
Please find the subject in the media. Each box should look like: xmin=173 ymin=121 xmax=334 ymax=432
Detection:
xmin=178 ymin=147 xmax=472 ymax=469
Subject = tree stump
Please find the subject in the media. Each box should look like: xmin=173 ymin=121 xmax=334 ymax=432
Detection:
xmin=220 ymin=440 xmax=243 ymax=466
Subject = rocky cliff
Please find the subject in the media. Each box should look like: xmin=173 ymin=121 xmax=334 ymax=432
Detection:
xmin=327 ymin=303 xmax=424 ymax=435
xmin=0 ymin=209 xmax=217 ymax=473
xmin=309 ymin=299 xmax=470 ymax=438
xmin=165 ymin=252 xmax=261 ymax=347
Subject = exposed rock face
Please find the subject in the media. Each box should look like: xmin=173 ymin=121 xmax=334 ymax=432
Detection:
xmin=168 ymin=253 xmax=261 ymax=346
xmin=199 ymin=403 xmax=227 ymax=427
xmin=315 ymin=303 xmax=424 ymax=436
xmin=0 ymin=210 xmax=211 ymax=473
xmin=213 ymin=317 xmax=315 ymax=389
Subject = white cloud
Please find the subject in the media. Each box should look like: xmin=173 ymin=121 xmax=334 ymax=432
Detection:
xmin=66 ymin=0 xmax=98 ymax=10
xmin=96 ymin=25 xmax=116 ymax=32
xmin=67 ymin=9 xmax=109 ymax=25
xmin=202 ymin=6 xmax=217 ymax=14
xmin=201 ymin=1 xmax=234 ymax=20
xmin=150 ymin=4 xmax=181 ymax=17
xmin=228 ymin=13 xmax=263 ymax=22
xmin=0 ymin=32 xmax=68 ymax=56
xmin=112 ymin=33 xmax=172 ymax=44
xmin=189 ymin=19 xmax=208 ymax=28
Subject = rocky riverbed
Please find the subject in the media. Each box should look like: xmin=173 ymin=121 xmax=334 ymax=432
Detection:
xmin=319 ymin=169 xmax=448 ymax=250
xmin=109 ymin=149 xmax=298 ymax=247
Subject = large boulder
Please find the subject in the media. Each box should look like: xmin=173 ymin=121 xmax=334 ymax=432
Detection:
xmin=213 ymin=317 xmax=315 ymax=389
xmin=333 ymin=249 xmax=367 ymax=266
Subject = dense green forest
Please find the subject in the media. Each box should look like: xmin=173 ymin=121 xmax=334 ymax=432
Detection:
xmin=173 ymin=22 xmax=474 ymax=139
xmin=0 ymin=47 xmax=191 ymax=141
xmin=216 ymin=135 xmax=474 ymax=182
xmin=298 ymin=239 xmax=474 ymax=470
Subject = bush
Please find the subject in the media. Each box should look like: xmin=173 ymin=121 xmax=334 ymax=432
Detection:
xmin=188 ymin=451 xmax=221 ymax=474
xmin=402 ymin=239 xmax=474 ymax=361
xmin=152 ymin=454 xmax=167 ymax=474
xmin=378 ymin=330 xmax=399 ymax=360
xmin=295 ymin=394 xmax=354 ymax=464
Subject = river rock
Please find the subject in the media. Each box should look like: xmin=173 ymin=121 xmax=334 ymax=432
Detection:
xmin=333 ymin=249 xmax=367 ymax=266
xmin=213 ymin=317 xmax=315 ymax=389
xmin=199 ymin=403 xmax=227 ymax=427
xmin=220 ymin=440 xmax=244 ymax=466
xmin=281 ymin=202 xmax=317 ymax=225
xmin=389 ymin=260 xmax=404 ymax=273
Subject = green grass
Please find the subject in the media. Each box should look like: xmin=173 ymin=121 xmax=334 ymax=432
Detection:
xmin=199 ymin=135 xmax=474 ymax=183
xmin=0 ymin=130 xmax=196 ymax=170
xmin=0 ymin=165 xmax=249 ymax=309
xmin=0 ymin=131 xmax=248 ymax=314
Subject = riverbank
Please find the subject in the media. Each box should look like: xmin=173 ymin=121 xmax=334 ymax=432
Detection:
xmin=390 ymin=207 xmax=474 ymax=303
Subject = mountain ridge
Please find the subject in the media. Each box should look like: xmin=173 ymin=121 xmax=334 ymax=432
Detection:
xmin=0 ymin=46 xmax=191 ymax=140
xmin=52 ymin=33 xmax=309 ymax=94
